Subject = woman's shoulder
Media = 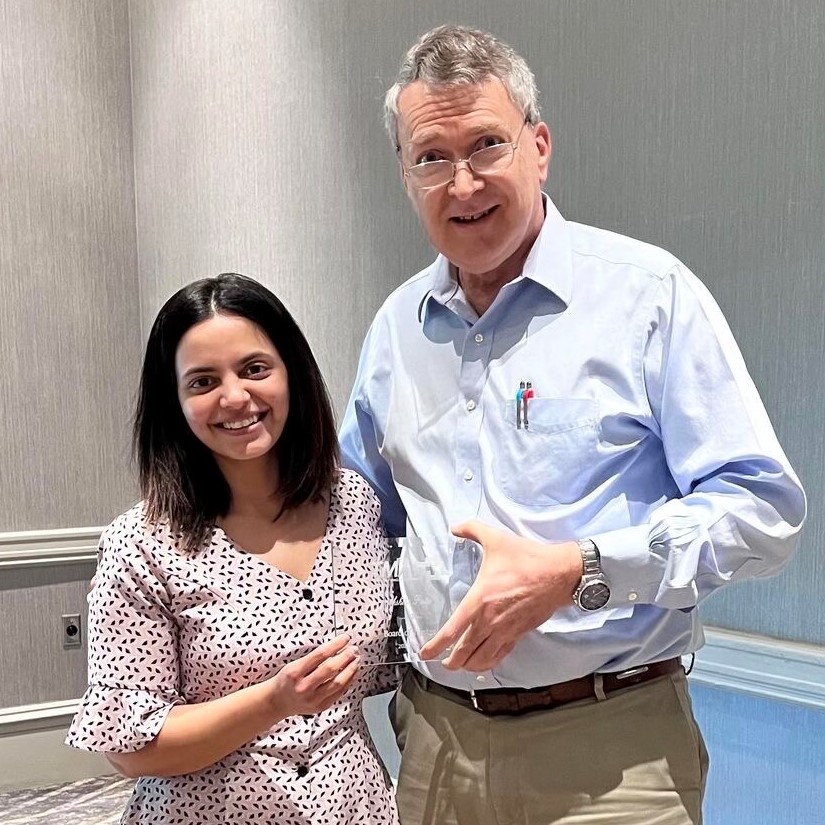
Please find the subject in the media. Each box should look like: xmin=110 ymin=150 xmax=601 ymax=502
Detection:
xmin=100 ymin=502 xmax=180 ymax=558
xmin=333 ymin=468 xmax=383 ymax=523
xmin=102 ymin=501 xmax=150 ymax=540
xmin=336 ymin=467 xmax=380 ymax=502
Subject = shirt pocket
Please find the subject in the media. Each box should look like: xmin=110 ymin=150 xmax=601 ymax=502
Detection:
xmin=494 ymin=398 xmax=600 ymax=507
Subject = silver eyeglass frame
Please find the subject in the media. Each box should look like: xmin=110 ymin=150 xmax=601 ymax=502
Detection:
xmin=402 ymin=120 xmax=530 ymax=191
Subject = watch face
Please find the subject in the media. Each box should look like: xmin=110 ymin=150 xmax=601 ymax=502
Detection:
xmin=580 ymin=581 xmax=610 ymax=611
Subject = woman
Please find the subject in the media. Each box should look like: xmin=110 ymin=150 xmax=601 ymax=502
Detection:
xmin=66 ymin=273 xmax=399 ymax=824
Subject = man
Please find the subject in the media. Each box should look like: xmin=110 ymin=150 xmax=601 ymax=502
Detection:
xmin=340 ymin=24 xmax=806 ymax=825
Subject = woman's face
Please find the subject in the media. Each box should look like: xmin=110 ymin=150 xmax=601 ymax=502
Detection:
xmin=175 ymin=313 xmax=289 ymax=470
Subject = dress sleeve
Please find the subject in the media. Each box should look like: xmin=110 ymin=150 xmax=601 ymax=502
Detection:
xmin=339 ymin=471 xmax=407 ymax=696
xmin=65 ymin=514 xmax=183 ymax=753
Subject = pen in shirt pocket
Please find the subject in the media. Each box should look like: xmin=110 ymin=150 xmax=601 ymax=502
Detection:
xmin=515 ymin=380 xmax=536 ymax=429
xmin=523 ymin=381 xmax=535 ymax=429
xmin=515 ymin=381 xmax=526 ymax=428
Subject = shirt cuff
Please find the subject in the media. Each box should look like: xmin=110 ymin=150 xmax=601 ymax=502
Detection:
xmin=590 ymin=524 xmax=665 ymax=607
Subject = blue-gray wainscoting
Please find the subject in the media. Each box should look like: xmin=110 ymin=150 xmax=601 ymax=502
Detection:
xmin=693 ymin=684 xmax=825 ymax=825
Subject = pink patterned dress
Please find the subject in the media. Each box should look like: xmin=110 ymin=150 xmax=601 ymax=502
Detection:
xmin=67 ymin=469 xmax=399 ymax=824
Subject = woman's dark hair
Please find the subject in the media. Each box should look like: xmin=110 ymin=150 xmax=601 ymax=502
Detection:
xmin=134 ymin=273 xmax=339 ymax=552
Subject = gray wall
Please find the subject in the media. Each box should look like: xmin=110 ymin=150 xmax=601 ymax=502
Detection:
xmin=0 ymin=0 xmax=141 ymax=532
xmin=0 ymin=0 xmax=822 ymax=783
xmin=0 ymin=0 xmax=140 ymax=719
xmin=128 ymin=0 xmax=421 ymax=410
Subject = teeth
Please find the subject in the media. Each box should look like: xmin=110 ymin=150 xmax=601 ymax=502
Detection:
xmin=221 ymin=415 xmax=260 ymax=430
xmin=456 ymin=208 xmax=491 ymax=222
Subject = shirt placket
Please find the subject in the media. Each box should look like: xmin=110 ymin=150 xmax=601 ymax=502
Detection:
xmin=454 ymin=324 xmax=489 ymax=521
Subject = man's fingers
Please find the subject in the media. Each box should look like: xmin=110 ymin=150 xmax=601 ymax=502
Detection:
xmin=439 ymin=628 xmax=482 ymax=670
xmin=418 ymin=600 xmax=474 ymax=660
xmin=438 ymin=616 xmax=499 ymax=670
xmin=450 ymin=520 xmax=488 ymax=546
xmin=453 ymin=637 xmax=516 ymax=673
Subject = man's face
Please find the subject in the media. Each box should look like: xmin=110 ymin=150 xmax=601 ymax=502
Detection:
xmin=396 ymin=77 xmax=551 ymax=283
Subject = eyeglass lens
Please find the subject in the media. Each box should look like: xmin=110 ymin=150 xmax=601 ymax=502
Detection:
xmin=409 ymin=143 xmax=515 ymax=188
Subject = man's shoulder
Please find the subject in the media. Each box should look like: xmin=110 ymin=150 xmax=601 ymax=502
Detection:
xmin=567 ymin=220 xmax=681 ymax=284
xmin=375 ymin=258 xmax=441 ymax=319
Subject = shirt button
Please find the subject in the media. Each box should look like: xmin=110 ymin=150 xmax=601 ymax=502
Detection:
xmin=466 ymin=400 xmax=476 ymax=411
xmin=474 ymin=333 xmax=484 ymax=343
xmin=475 ymin=674 xmax=487 ymax=684
xmin=302 ymin=588 xmax=313 ymax=600
xmin=296 ymin=764 xmax=309 ymax=777
xmin=628 ymin=592 xmax=638 ymax=602
xmin=463 ymin=469 xmax=474 ymax=481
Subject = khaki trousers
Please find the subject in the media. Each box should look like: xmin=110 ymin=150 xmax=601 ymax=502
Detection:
xmin=390 ymin=668 xmax=708 ymax=825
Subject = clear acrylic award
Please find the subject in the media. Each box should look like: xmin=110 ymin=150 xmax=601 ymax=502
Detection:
xmin=335 ymin=535 xmax=479 ymax=665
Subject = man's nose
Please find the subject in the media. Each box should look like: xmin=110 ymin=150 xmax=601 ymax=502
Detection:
xmin=448 ymin=161 xmax=484 ymax=199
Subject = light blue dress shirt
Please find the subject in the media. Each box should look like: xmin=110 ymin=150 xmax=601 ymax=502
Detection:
xmin=340 ymin=196 xmax=806 ymax=691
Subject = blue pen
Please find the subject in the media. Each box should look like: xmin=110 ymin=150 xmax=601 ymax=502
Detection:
xmin=515 ymin=381 xmax=526 ymax=428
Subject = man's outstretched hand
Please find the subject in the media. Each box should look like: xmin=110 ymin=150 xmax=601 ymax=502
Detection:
xmin=418 ymin=521 xmax=582 ymax=672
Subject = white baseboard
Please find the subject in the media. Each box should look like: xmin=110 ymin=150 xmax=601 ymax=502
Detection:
xmin=0 ymin=712 xmax=110 ymax=794
xmin=690 ymin=626 xmax=825 ymax=710
xmin=0 ymin=700 xmax=80 ymax=736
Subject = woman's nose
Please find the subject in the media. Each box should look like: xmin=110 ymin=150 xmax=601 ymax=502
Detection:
xmin=220 ymin=378 xmax=250 ymax=407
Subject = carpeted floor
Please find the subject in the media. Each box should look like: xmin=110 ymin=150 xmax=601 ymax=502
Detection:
xmin=0 ymin=774 xmax=134 ymax=824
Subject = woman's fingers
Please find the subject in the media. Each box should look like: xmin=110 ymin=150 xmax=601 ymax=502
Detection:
xmin=290 ymin=634 xmax=352 ymax=676
xmin=273 ymin=634 xmax=362 ymax=717
xmin=314 ymin=657 xmax=361 ymax=711
xmin=302 ymin=644 xmax=360 ymax=690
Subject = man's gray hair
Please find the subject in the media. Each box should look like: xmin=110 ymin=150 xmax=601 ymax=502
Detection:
xmin=384 ymin=24 xmax=541 ymax=150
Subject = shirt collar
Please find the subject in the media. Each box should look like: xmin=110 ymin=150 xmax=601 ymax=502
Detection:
xmin=424 ymin=193 xmax=573 ymax=322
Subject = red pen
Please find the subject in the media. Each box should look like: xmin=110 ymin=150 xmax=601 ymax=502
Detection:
xmin=522 ymin=381 xmax=535 ymax=429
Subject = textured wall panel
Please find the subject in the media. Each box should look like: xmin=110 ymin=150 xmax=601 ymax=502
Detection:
xmin=0 ymin=563 xmax=94 ymax=707
xmin=508 ymin=1 xmax=825 ymax=644
xmin=0 ymin=0 xmax=141 ymax=531
xmin=128 ymin=0 xmax=432 ymax=414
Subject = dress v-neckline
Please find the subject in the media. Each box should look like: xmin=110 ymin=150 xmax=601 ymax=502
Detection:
xmin=213 ymin=484 xmax=337 ymax=584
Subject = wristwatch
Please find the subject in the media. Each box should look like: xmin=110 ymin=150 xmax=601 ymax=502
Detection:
xmin=572 ymin=539 xmax=611 ymax=611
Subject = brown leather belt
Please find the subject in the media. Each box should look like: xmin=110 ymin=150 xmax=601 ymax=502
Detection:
xmin=417 ymin=657 xmax=683 ymax=716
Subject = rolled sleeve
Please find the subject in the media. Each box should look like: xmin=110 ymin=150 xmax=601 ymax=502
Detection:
xmin=66 ymin=517 xmax=183 ymax=754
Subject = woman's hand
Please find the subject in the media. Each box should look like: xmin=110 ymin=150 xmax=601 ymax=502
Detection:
xmin=108 ymin=634 xmax=362 ymax=778
xmin=269 ymin=634 xmax=361 ymax=718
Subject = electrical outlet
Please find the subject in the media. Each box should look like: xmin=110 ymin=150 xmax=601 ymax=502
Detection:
xmin=62 ymin=613 xmax=82 ymax=648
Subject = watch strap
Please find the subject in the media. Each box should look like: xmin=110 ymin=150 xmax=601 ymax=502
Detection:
xmin=577 ymin=538 xmax=602 ymax=577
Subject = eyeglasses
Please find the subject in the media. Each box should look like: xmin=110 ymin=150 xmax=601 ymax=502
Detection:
xmin=403 ymin=121 xmax=529 ymax=191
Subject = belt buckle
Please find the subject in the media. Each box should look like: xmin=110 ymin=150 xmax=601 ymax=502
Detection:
xmin=469 ymin=688 xmax=481 ymax=711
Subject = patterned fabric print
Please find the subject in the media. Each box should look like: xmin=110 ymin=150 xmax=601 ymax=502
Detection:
xmin=66 ymin=469 xmax=400 ymax=824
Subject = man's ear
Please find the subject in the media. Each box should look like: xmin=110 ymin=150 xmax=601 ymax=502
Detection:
xmin=533 ymin=121 xmax=552 ymax=185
